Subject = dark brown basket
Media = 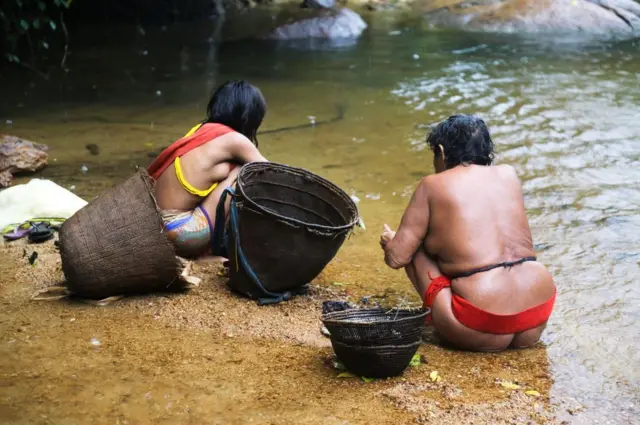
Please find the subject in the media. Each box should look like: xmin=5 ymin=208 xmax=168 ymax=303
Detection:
xmin=331 ymin=340 xmax=422 ymax=378
xmin=322 ymin=308 xmax=428 ymax=346
xmin=227 ymin=162 xmax=359 ymax=303
xmin=59 ymin=169 xmax=185 ymax=299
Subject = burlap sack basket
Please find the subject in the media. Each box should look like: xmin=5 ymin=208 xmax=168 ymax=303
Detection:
xmin=59 ymin=169 xmax=184 ymax=300
xmin=224 ymin=162 xmax=359 ymax=305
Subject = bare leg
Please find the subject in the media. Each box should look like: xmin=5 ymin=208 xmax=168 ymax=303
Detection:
xmin=409 ymin=249 xmax=514 ymax=352
xmin=404 ymin=247 xmax=443 ymax=298
xmin=511 ymin=323 xmax=547 ymax=348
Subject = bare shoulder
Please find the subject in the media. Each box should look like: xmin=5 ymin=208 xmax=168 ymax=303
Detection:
xmin=211 ymin=131 xmax=254 ymax=155
xmin=415 ymin=174 xmax=443 ymax=200
xmin=422 ymin=168 xmax=456 ymax=187
xmin=495 ymin=163 xmax=516 ymax=174
xmin=494 ymin=165 xmax=526 ymax=198
xmin=419 ymin=174 xmax=439 ymax=190
xmin=494 ymin=163 xmax=516 ymax=175
xmin=216 ymin=131 xmax=251 ymax=145
xmin=495 ymin=164 xmax=520 ymax=181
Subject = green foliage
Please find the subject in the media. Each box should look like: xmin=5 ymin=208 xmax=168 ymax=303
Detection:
xmin=1 ymin=0 xmax=72 ymax=68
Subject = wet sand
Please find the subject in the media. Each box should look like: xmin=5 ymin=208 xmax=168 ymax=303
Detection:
xmin=1 ymin=239 xmax=558 ymax=424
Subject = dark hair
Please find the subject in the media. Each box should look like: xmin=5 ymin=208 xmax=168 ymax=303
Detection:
xmin=205 ymin=80 xmax=267 ymax=146
xmin=426 ymin=114 xmax=494 ymax=168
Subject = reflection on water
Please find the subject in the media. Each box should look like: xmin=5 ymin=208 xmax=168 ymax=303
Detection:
xmin=1 ymin=10 xmax=639 ymax=423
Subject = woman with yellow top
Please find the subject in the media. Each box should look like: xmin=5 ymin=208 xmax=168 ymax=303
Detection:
xmin=149 ymin=80 xmax=268 ymax=259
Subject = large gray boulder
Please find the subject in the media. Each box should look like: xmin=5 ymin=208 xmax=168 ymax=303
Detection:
xmin=414 ymin=0 xmax=640 ymax=37
xmin=0 ymin=135 xmax=48 ymax=188
xmin=264 ymin=8 xmax=367 ymax=40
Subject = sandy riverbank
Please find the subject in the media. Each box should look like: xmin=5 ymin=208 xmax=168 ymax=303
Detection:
xmin=0 ymin=238 xmax=560 ymax=424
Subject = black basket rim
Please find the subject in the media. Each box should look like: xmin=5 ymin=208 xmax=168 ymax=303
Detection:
xmin=322 ymin=308 xmax=430 ymax=326
xmin=331 ymin=340 xmax=423 ymax=350
xmin=236 ymin=162 xmax=360 ymax=232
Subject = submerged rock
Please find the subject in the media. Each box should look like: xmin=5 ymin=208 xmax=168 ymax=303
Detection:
xmin=85 ymin=143 xmax=100 ymax=156
xmin=302 ymin=0 xmax=336 ymax=9
xmin=0 ymin=135 xmax=48 ymax=188
xmin=264 ymin=8 xmax=367 ymax=40
xmin=365 ymin=1 xmax=400 ymax=11
xmin=415 ymin=0 xmax=640 ymax=37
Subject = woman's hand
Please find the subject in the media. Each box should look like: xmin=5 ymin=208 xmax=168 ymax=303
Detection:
xmin=380 ymin=224 xmax=396 ymax=249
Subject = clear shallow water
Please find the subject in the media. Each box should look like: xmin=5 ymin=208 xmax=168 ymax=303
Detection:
xmin=1 ymin=9 xmax=639 ymax=423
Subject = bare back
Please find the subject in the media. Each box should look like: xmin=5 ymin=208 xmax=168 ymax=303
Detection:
xmin=424 ymin=164 xmax=554 ymax=315
xmin=155 ymin=142 xmax=235 ymax=211
xmin=154 ymin=132 xmax=267 ymax=212
xmin=425 ymin=164 xmax=532 ymax=272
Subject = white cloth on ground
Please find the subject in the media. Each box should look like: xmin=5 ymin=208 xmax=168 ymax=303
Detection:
xmin=0 ymin=179 xmax=87 ymax=231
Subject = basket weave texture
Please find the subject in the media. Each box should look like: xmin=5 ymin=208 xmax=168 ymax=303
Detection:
xmin=322 ymin=308 xmax=428 ymax=378
xmin=228 ymin=162 xmax=359 ymax=298
xmin=59 ymin=169 xmax=184 ymax=299
xmin=332 ymin=340 xmax=422 ymax=378
xmin=322 ymin=308 xmax=429 ymax=346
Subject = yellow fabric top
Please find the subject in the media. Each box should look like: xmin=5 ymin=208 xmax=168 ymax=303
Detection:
xmin=184 ymin=122 xmax=203 ymax=138
xmin=174 ymin=156 xmax=218 ymax=198
xmin=173 ymin=123 xmax=217 ymax=198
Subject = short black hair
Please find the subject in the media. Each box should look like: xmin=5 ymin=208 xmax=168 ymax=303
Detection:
xmin=205 ymin=80 xmax=267 ymax=146
xmin=426 ymin=114 xmax=494 ymax=168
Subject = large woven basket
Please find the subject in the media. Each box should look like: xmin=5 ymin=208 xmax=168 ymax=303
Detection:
xmin=322 ymin=308 xmax=429 ymax=346
xmin=226 ymin=162 xmax=359 ymax=303
xmin=59 ymin=169 xmax=184 ymax=299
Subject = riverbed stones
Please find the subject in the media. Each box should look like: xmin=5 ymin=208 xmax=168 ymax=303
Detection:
xmin=264 ymin=8 xmax=367 ymax=39
xmin=414 ymin=0 xmax=640 ymax=37
xmin=0 ymin=135 xmax=49 ymax=188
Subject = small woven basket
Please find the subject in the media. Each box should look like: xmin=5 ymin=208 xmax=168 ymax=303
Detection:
xmin=331 ymin=340 xmax=422 ymax=378
xmin=322 ymin=308 xmax=429 ymax=346
xmin=323 ymin=307 xmax=428 ymax=378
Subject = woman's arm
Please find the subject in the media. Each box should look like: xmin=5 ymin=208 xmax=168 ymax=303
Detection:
xmin=382 ymin=177 xmax=431 ymax=269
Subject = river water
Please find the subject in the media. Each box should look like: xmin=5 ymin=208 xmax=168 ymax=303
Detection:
xmin=1 ymin=8 xmax=639 ymax=424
